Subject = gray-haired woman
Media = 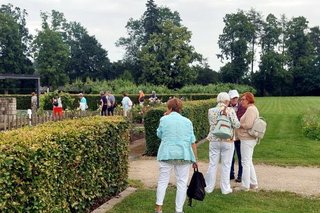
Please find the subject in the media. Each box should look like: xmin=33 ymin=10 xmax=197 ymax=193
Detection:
xmin=205 ymin=92 xmax=240 ymax=194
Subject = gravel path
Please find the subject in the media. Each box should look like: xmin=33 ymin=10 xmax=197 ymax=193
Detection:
xmin=129 ymin=139 xmax=320 ymax=196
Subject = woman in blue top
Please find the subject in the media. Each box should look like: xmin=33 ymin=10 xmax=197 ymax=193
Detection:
xmin=155 ymin=98 xmax=198 ymax=213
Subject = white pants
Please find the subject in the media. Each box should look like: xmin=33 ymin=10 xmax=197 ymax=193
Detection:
xmin=156 ymin=161 xmax=191 ymax=212
xmin=240 ymin=140 xmax=258 ymax=189
xmin=205 ymin=141 xmax=234 ymax=194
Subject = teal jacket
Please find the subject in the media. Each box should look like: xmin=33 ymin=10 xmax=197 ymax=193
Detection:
xmin=156 ymin=112 xmax=196 ymax=162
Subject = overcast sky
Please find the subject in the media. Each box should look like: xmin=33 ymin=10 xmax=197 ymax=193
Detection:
xmin=2 ymin=0 xmax=319 ymax=71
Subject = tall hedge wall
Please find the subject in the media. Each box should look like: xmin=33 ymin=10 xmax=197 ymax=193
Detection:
xmin=144 ymin=99 xmax=215 ymax=156
xmin=0 ymin=116 xmax=129 ymax=212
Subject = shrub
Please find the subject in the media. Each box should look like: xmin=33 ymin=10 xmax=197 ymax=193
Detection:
xmin=0 ymin=116 xmax=129 ymax=212
xmin=301 ymin=111 xmax=320 ymax=140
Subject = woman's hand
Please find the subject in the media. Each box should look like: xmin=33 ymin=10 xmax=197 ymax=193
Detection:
xmin=192 ymin=162 xmax=198 ymax=169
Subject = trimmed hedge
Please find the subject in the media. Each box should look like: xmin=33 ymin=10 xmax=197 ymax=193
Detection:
xmin=144 ymin=99 xmax=215 ymax=156
xmin=0 ymin=94 xmax=215 ymax=110
xmin=0 ymin=116 xmax=129 ymax=212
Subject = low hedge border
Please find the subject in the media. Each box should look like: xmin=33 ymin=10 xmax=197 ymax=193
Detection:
xmin=0 ymin=116 xmax=129 ymax=212
xmin=144 ymin=99 xmax=215 ymax=156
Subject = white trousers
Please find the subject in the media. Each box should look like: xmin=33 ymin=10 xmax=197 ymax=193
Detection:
xmin=156 ymin=161 xmax=191 ymax=212
xmin=205 ymin=141 xmax=234 ymax=194
xmin=240 ymin=139 xmax=258 ymax=189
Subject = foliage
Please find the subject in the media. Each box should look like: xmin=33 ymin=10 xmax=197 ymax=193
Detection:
xmin=301 ymin=109 xmax=320 ymax=141
xmin=0 ymin=4 xmax=34 ymax=93
xmin=218 ymin=10 xmax=254 ymax=83
xmin=144 ymin=99 xmax=214 ymax=156
xmin=0 ymin=116 xmax=129 ymax=212
xmin=139 ymin=21 xmax=200 ymax=88
xmin=41 ymin=91 xmax=75 ymax=110
xmin=32 ymin=26 xmax=69 ymax=89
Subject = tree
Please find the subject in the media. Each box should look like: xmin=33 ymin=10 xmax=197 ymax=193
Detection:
xmin=139 ymin=21 xmax=200 ymax=88
xmin=0 ymin=4 xmax=34 ymax=74
xmin=65 ymin=22 xmax=111 ymax=81
xmin=0 ymin=4 xmax=34 ymax=93
xmin=218 ymin=10 xmax=254 ymax=83
xmin=116 ymin=1 xmax=184 ymax=81
xmin=32 ymin=12 xmax=69 ymax=89
xmin=143 ymin=0 xmax=160 ymax=43
xmin=193 ymin=61 xmax=220 ymax=85
xmin=253 ymin=13 xmax=291 ymax=96
xmin=285 ymin=16 xmax=314 ymax=95
xmin=246 ymin=9 xmax=263 ymax=74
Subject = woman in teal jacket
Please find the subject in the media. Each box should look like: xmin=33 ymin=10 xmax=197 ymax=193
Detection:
xmin=155 ymin=98 xmax=198 ymax=213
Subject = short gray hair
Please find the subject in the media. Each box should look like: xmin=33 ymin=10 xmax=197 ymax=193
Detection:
xmin=217 ymin=92 xmax=230 ymax=103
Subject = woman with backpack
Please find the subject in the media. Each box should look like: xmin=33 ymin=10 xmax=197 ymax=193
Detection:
xmin=204 ymin=92 xmax=240 ymax=195
xmin=235 ymin=92 xmax=260 ymax=191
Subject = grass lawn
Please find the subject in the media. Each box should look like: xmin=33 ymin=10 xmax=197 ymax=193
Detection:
xmin=198 ymin=97 xmax=320 ymax=166
xmin=106 ymin=97 xmax=320 ymax=212
xmin=108 ymin=187 xmax=320 ymax=213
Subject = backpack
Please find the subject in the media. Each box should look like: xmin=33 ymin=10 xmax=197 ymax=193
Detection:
xmin=248 ymin=117 xmax=267 ymax=142
xmin=212 ymin=107 xmax=233 ymax=139
xmin=187 ymin=168 xmax=206 ymax=207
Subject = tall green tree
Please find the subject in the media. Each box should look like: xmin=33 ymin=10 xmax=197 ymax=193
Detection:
xmin=246 ymin=9 xmax=263 ymax=74
xmin=65 ymin=22 xmax=111 ymax=81
xmin=285 ymin=16 xmax=314 ymax=95
xmin=0 ymin=4 xmax=33 ymax=74
xmin=139 ymin=21 xmax=200 ymax=88
xmin=143 ymin=0 xmax=160 ymax=43
xmin=218 ymin=10 xmax=254 ymax=83
xmin=116 ymin=2 xmax=183 ymax=81
xmin=253 ymin=13 xmax=291 ymax=96
xmin=32 ymin=12 xmax=69 ymax=89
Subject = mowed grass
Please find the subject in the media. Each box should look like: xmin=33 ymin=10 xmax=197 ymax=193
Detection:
xmin=108 ymin=187 xmax=320 ymax=213
xmin=198 ymin=97 xmax=320 ymax=166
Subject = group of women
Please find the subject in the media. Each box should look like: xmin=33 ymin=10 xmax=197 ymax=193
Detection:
xmin=154 ymin=91 xmax=260 ymax=213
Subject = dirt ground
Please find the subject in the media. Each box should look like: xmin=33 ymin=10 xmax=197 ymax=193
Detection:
xmin=129 ymin=139 xmax=320 ymax=196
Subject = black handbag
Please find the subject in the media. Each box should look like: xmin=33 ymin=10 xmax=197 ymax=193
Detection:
xmin=187 ymin=167 xmax=206 ymax=206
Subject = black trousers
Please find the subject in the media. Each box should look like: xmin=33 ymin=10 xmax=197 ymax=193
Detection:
xmin=230 ymin=140 xmax=242 ymax=179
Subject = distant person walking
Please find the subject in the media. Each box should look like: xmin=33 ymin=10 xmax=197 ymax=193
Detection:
xmin=107 ymin=91 xmax=116 ymax=116
xmin=52 ymin=94 xmax=63 ymax=118
xmin=100 ymin=91 xmax=108 ymax=116
xmin=79 ymin=93 xmax=88 ymax=111
xmin=121 ymin=93 xmax=132 ymax=117
xmin=31 ymin=92 xmax=37 ymax=115
xmin=138 ymin=90 xmax=145 ymax=106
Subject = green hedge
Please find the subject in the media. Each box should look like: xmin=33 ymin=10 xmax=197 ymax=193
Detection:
xmin=144 ymin=99 xmax=215 ymax=156
xmin=0 ymin=116 xmax=129 ymax=212
xmin=0 ymin=94 xmax=216 ymax=110
xmin=301 ymin=112 xmax=320 ymax=141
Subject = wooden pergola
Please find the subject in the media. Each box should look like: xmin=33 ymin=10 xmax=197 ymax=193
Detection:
xmin=0 ymin=74 xmax=41 ymax=108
